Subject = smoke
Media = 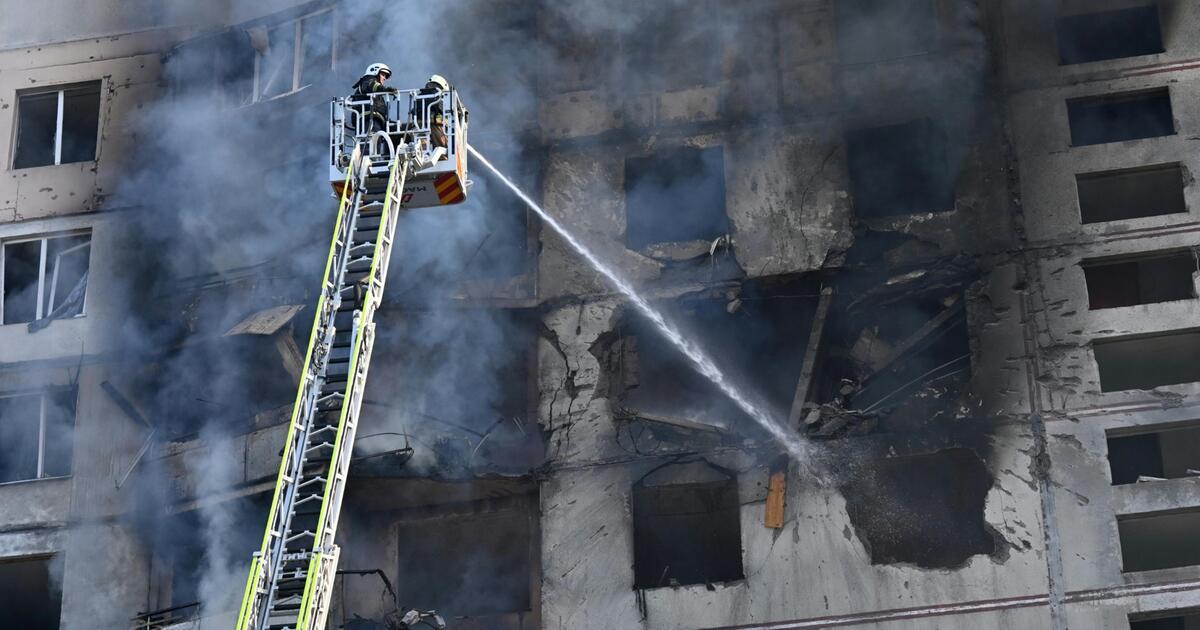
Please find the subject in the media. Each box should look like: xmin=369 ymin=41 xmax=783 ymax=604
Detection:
xmin=54 ymin=0 xmax=998 ymax=622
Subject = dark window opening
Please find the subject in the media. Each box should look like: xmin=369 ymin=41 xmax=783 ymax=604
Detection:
xmin=1108 ymin=424 xmax=1200 ymax=485
xmin=166 ymin=29 xmax=256 ymax=107
xmin=845 ymin=119 xmax=956 ymax=219
xmin=2 ymin=233 xmax=92 ymax=325
xmin=0 ymin=556 xmax=61 ymax=630
xmin=1076 ymin=164 xmax=1187 ymax=224
xmin=1094 ymin=330 xmax=1200 ymax=392
xmin=835 ymin=0 xmax=938 ymax=65
xmin=1068 ymin=89 xmax=1174 ymax=147
xmin=1131 ymin=611 xmax=1200 ymax=630
xmin=0 ymin=389 xmax=76 ymax=484
xmin=258 ymin=23 xmax=296 ymax=99
xmin=624 ymin=146 xmax=729 ymax=250
xmin=395 ymin=506 xmax=533 ymax=616
xmin=1119 ymin=510 xmax=1200 ymax=572
xmin=13 ymin=83 xmax=100 ymax=169
xmin=298 ymin=11 xmax=334 ymax=88
xmin=255 ymin=10 xmax=334 ymax=101
xmin=633 ymin=475 xmax=743 ymax=589
xmin=156 ymin=494 xmax=269 ymax=610
xmin=13 ymin=92 xmax=57 ymax=169
xmin=1057 ymin=5 xmax=1164 ymax=65
xmin=834 ymin=292 xmax=971 ymax=425
xmin=840 ymin=448 xmax=996 ymax=568
xmin=812 ymin=263 xmax=976 ymax=437
xmin=1083 ymin=250 xmax=1196 ymax=309
xmin=616 ymin=278 xmax=817 ymax=432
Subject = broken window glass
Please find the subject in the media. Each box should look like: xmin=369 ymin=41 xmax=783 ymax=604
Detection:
xmin=255 ymin=9 xmax=334 ymax=101
xmin=1067 ymin=88 xmax=1174 ymax=147
xmin=1083 ymin=250 xmax=1196 ymax=310
xmin=624 ymin=146 xmax=730 ymax=249
xmin=1108 ymin=424 xmax=1200 ymax=485
xmin=1057 ymin=5 xmax=1164 ymax=65
xmin=1094 ymin=330 xmax=1200 ymax=392
xmin=1076 ymin=163 xmax=1186 ymax=224
xmin=845 ymin=119 xmax=956 ymax=218
xmin=1119 ymin=509 xmax=1200 ymax=572
xmin=1 ymin=233 xmax=91 ymax=326
xmin=0 ymin=389 xmax=76 ymax=484
xmin=12 ymin=82 xmax=101 ymax=169
xmin=835 ymin=0 xmax=938 ymax=65
xmin=258 ymin=23 xmax=297 ymax=99
xmin=299 ymin=11 xmax=334 ymax=88
xmin=632 ymin=473 xmax=743 ymax=588
xmin=0 ymin=556 xmax=62 ymax=630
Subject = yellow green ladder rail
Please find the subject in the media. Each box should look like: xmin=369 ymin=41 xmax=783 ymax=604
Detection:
xmin=236 ymin=144 xmax=409 ymax=630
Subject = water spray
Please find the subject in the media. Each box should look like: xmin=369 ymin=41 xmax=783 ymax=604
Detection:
xmin=467 ymin=145 xmax=811 ymax=462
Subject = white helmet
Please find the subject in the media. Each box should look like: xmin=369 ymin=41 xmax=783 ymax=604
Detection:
xmin=365 ymin=63 xmax=391 ymax=78
xmin=428 ymin=74 xmax=449 ymax=91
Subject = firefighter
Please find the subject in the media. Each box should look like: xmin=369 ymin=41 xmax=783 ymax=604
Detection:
xmin=415 ymin=74 xmax=451 ymax=159
xmin=351 ymin=62 xmax=397 ymax=134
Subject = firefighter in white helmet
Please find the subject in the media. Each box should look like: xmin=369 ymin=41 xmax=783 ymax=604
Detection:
xmin=351 ymin=62 xmax=397 ymax=134
xmin=415 ymin=74 xmax=454 ymax=161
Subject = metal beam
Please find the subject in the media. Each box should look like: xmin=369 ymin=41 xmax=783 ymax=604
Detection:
xmin=865 ymin=294 xmax=963 ymax=380
xmin=786 ymin=287 xmax=834 ymax=429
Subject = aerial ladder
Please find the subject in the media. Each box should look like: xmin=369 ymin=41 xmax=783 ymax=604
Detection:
xmin=235 ymin=86 xmax=469 ymax=630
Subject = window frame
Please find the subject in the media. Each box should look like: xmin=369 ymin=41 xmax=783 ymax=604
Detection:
xmin=0 ymin=230 xmax=91 ymax=326
xmin=631 ymin=474 xmax=745 ymax=589
xmin=0 ymin=387 xmax=76 ymax=484
xmin=250 ymin=8 xmax=337 ymax=103
xmin=11 ymin=81 xmax=103 ymax=169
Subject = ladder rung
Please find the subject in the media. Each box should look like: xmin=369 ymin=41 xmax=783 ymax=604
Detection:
xmin=285 ymin=530 xmax=316 ymax=543
xmin=304 ymin=442 xmax=334 ymax=456
xmin=357 ymin=201 xmax=385 ymax=216
xmin=292 ymin=494 xmax=322 ymax=508
xmin=297 ymin=475 xmax=326 ymax=490
xmin=316 ymin=393 xmax=344 ymax=408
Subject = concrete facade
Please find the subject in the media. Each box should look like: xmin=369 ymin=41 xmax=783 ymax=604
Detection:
xmin=1 ymin=1 xmax=1199 ymax=630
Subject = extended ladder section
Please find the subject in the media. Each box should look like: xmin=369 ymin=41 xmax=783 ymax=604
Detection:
xmin=236 ymin=150 xmax=407 ymax=630
xmin=237 ymin=87 xmax=468 ymax=630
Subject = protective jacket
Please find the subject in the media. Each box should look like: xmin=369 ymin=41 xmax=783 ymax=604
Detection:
xmin=350 ymin=75 xmax=397 ymax=128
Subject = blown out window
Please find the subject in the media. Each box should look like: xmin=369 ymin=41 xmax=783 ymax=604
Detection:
xmin=1131 ymin=610 xmax=1200 ymax=629
xmin=632 ymin=475 xmax=743 ymax=589
xmin=846 ymin=119 xmax=955 ymax=218
xmin=0 ymin=389 xmax=76 ymax=484
xmin=625 ymin=146 xmax=729 ymax=249
xmin=0 ymin=556 xmax=62 ymax=630
xmin=13 ymin=82 xmax=101 ymax=169
xmin=1057 ymin=5 xmax=1164 ymax=65
xmin=1 ymin=233 xmax=91 ymax=326
xmin=1067 ymin=88 xmax=1174 ymax=147
xmin=254 ymin=9 xmax=334 ymax=101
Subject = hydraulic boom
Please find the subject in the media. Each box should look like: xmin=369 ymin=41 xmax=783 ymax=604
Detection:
xmin=236 ymin=87 xmax=469 ymax=630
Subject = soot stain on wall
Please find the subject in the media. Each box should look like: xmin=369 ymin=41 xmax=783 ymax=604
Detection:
xmin=838 ymin=447 xmax=1004 ymax=569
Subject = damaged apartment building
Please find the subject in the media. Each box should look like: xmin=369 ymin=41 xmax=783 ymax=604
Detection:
xmin=2 ymin=0 xmax=1200 ymax=629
